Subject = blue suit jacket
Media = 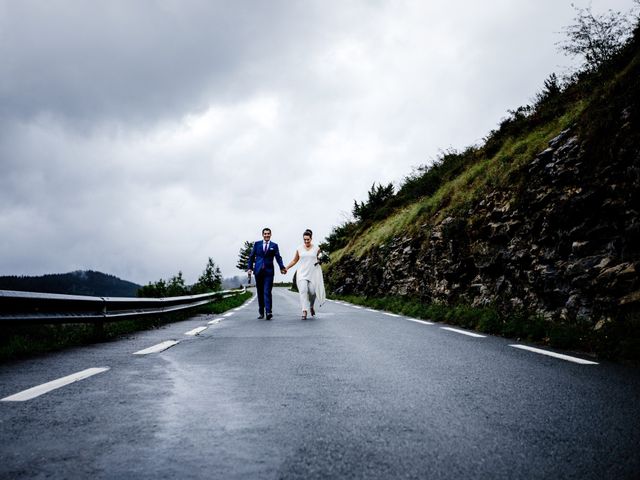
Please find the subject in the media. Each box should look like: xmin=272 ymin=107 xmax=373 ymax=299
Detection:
xmin=248 ymin=241 xmax=285 ymax=277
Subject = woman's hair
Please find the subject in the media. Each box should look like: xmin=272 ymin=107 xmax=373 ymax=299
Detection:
xmin=303 ymin=229 xmax=313 ymax=238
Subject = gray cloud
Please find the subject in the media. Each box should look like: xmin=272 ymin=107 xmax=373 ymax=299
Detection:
xmin=1 ymin=0 xmax=636 ymax=285
xmin=0 ymin=1 xmax=323 ymax=127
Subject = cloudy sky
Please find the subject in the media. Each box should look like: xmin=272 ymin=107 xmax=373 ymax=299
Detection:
xmin=1 ymin=0 xmax=636 ymax=286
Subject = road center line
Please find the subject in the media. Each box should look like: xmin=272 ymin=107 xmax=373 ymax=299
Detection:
xmin=185 ymin=326 xmax=208 ymax=336
xmin=1 ymin=367 xmax=110 ymax=402
xmin=405 ymin=318 xmax=434 ymax=325
xmin=133 ymin=340 xmax=180 ymax=355
xmin=440 ymin=327 xmax=486 ymax=338
xmin=510 ymin=344 xmax=599 ymax=364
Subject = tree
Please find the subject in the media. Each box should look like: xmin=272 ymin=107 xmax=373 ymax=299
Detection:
xmin=558 ymin=4 xmax=633 ymax=73
xmin=137 ymin=278 xmax=167 ymax=298
xmin=236 ymin=241 xmax=253 ymax=271
xmin=534 ymin=73 xmax=562 ymax=107
xmin=166 ymin=271 xmax=187 ymax=297
xmin=352 ymin=182 xmax=395 ymax=222
xmin=194 ymin=258 xmax=223 ymax=293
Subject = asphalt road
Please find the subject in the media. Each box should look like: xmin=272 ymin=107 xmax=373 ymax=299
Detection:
xmin=1 ymin=288 xmax=639 ymax=479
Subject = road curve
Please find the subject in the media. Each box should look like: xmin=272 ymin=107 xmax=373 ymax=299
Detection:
xmin=1 ymin=288 xmax=639 ymax=479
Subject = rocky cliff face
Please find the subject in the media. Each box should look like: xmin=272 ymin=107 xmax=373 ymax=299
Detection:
xmin=327 ymin=100 xmax=639 ymax=339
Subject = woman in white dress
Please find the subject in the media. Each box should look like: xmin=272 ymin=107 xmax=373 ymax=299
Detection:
xmin=285 ymin=229 xmax=326 ymax=319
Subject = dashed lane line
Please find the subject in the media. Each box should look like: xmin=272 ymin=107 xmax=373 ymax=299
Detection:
xmin=133 ymin=340 xmax=180 ymax=355
xmin=185 ymin=326 xmax=208 ymax=336
xmin=1 ymin=367 xmax=110 ymax=402
xmin=440 ymin=327 xmax=486 ymax=338
xmin=383 ymin=312 xmax=401 ymax=318
xmin=405 ymin=318 xmax=435 ymax=325
xmin=223 ymin=312 xmax=235 ymax=317
xmin=208 ymin=317 xmax=224 ymax=325
xmin=510 ymin=344 xmax=599 ymax=365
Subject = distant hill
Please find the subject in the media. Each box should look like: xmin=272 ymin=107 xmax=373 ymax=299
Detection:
xmin=0 ymin=270 xmax=141 ymax=297
xmin=222 ymin=275 xmax=249 ymax=289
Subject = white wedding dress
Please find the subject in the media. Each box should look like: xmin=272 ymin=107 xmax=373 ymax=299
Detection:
xmin=295 ymin=245 xmax=326 ymax=311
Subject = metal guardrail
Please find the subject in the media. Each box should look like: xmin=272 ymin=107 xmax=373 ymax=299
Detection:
xmin=0 ymin=287 xmax=247 ymax=324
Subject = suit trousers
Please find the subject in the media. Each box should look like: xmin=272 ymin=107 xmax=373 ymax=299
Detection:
xmin=255 ymin=270 xmax=274 ymax=314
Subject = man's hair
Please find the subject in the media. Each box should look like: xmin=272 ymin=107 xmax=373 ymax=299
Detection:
xmin=262 ymin=227 xmax=271 ymax=234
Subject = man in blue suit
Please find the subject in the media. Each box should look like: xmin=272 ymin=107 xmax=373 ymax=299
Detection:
xmin=247 ymin=227 xmax=286 ymax=320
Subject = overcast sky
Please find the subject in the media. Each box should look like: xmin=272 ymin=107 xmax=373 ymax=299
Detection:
xmin=1 ymin=0 xmax=636 ymax=286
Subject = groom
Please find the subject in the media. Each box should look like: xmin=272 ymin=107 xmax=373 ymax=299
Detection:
xmin=247 ymin=227 xmax=286 ymax=320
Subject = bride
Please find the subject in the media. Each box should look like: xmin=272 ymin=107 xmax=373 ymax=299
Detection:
xmin=285 ymin=229 xmax=326 ymax=319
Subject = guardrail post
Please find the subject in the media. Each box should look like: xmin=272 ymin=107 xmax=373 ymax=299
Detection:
xmin=93 ymin=299 xmax=107 ymax=339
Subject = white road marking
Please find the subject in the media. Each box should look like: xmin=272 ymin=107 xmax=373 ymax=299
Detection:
xmin=510 ymin=344 xmax=599 ymax=365
xmin=185 ymin=326 xmax=207 ymax=336
xmin=365 ymin=308 xmax=378 ymax=313
xmin=1 ymin=367 xmax=110 ymax=402
xmin=223 ymin=312 xmax=234 ymax=317
xmin=351 ymin=305 xmax=363 ymax=309
xmin=405 ymin=318 xmax=435 ymax=325
xmin=383 ymin=312 xmax=401 ymax=318
xmin=440 ymin=327 xmax=486 ymax=338
xmin=133 ymin=340 xmax=180 ymax=355
xmin=233 ymin=307 xmax=243 ymax=311
xmin=208 ymin=317 xmax=224 ymax=325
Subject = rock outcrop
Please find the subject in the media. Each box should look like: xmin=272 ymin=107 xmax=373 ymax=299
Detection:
xmin=327 ymin=118 xmax=639 ymax=339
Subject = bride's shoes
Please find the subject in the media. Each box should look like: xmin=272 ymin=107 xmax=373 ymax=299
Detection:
xmin=310 ymin=307 xmax=315 ymax=317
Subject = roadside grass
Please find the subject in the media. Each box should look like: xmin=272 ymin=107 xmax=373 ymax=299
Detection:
xmin=330 ymin=294 xmax=630 ymax=360
xmin=0 ymin=290 xmax=252 ymax=363
xmin=196 ymin=291 xmax=252 ymax=314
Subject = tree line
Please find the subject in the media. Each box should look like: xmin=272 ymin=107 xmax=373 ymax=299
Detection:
xmin=137 ymin=257 xmax=223 ymax=297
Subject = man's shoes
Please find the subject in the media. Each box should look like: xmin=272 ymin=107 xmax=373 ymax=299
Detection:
xmin=266 ymin=313 xmax=273 ymax=320
xmin=310 ymin=307 xmax=315 ymax=317
xmin=258 ymin=314 xmax=264 ymax=319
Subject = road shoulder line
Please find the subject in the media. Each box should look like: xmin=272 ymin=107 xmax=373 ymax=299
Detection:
xmin=440 ymin=327 xmax=486 ymax=338
xmin=510 ymin=344 xmax=599 ymax=365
